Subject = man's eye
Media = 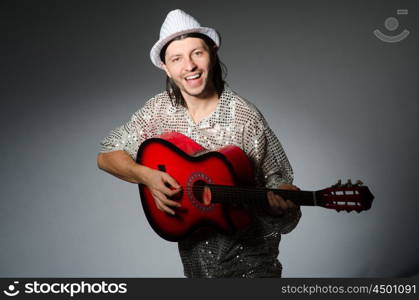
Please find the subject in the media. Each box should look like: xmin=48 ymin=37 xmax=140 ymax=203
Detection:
xmin=172 ymin=57 xmax=180 ymax=62
xmin=194 ymin=51 xmax=202 ymax=56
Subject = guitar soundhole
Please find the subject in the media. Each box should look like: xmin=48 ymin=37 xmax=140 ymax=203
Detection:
xmin=187 ymin=172 xmax=214 ymax=211
xmin=193 ymin=180 xmax=211 ymax=206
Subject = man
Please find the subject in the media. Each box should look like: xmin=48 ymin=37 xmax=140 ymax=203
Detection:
xmin=97 ymin=9 xmax=301 ymax=278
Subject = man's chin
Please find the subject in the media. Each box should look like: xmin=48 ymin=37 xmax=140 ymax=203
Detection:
xmin=182 ymin=87 xmax=207 ymax=97
xmin=177 ymin=80 xmax=215 ymax=98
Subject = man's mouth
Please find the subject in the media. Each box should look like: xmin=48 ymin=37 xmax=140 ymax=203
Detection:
xmin=185 ymin=73 xmax=202 ymax=81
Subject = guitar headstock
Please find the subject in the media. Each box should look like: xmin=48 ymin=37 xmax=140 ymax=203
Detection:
xmin=316 ymin=179 xmax=374 ymax=213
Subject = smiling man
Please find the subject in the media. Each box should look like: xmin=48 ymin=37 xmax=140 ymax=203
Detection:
xmin=161 ymin=36 xmax=220 ymax=125
xmin=97 ymin=9 xmax=301 ymax=278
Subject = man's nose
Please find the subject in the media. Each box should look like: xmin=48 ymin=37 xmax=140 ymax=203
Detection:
xmin=184 ymin=57 xmax=197 ymax=71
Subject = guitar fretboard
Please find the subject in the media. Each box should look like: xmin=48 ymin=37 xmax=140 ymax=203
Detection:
xmin=207 ymin=184 xmax=318 ymax=208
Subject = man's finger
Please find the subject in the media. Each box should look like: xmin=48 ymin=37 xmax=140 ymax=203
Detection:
xmin=268 ymin=192 xmax=275 ymax=207
xmin=165 ymin=187 xmax=182 ymax=197
xmin=286 ymin=199 xmax=297 ymax=209
xmin=274 ymin=194 xmax=288 ymax=210
xmin=159 ymin=184 xmax=178 ymax=197
xmin=160 ymin=203 xmax=175 ymax=215
xmin=163 ymin=173 xmax=181 ymax=189
xmin=278 ymin=184 xmax=300 ymax=191
xmin=154 ymin=197 xmax=164 ymax=211
xmin=268 ymin=192 xmax=285 ymax=215
xmin=291 ymin=185 xmax=300 ymax=191
xmin=159 ymin=195 xmax=181 ymax=207
xmin=153 ymin=191 xmax=177 ymax=214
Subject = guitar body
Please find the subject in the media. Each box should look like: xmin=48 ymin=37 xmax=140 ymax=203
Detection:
xmin=136 ymin=132 xmax=255 ymax=242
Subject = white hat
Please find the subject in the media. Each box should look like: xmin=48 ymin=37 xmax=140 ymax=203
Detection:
xmin=150 ymin=9 xmax=220 ymax=69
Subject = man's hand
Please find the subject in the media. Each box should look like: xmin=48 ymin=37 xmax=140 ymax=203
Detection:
xmin=142 ymin=168 xmax=182 ymax=215
xmin=267 ymin=183 xmax=300 ymax=216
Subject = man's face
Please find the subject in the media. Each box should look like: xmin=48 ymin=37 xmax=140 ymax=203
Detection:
xmin=162 ymin=37 xmax=215 ymax=98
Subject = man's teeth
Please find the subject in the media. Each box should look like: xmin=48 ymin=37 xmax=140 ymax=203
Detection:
xmin=186 ymin=74 xmax=201 ymax=80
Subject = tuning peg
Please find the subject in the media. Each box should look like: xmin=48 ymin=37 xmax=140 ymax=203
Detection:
xmin=333 ymin=179 xmax=342 ymax=188
xmin=355 ymin=180 xmax=364 ymax=186
xmin=346 ymin=179 xmax=353 ymax=187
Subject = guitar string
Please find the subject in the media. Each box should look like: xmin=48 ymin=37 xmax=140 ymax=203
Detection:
xmin=182 ymin=186 xmax=315 ymax=198
xmin=176 ymin=185 xmax=360 ymax=198
xmin=163 ymin=185 xmax=317 ymax=206
xmin=160 ymin=186 xmax=362 ymax=206
xmin=167 ymin=186 xmax=311 ymax=199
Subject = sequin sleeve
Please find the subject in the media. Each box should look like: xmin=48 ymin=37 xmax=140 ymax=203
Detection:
xmin=243 ymin=110 xmax=301 ymax=234
xmin=99 ymin=97 xmax=157 ymax=160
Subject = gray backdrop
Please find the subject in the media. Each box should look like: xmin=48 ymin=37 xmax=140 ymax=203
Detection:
xmin=1 ymin=0 xmax=418 ymax=277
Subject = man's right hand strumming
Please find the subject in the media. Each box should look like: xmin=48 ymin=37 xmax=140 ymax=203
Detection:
xmin=142 ymin=168 xmax=183 ymax=216
xmin=97 ymin=150 xmax=182 ymax=215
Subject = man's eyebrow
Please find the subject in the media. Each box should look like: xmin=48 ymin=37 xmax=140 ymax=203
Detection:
xmin=168 ymin=54 xmax=181 ymax=59
xmin=167 ymin=47 xmax=206 ymax=59
xmin=192 ymin=47 xmax=205 ymax=51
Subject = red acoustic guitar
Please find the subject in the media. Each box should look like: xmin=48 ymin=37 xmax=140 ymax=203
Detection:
xmin=136 ymin=132 xmax=374 ymax=242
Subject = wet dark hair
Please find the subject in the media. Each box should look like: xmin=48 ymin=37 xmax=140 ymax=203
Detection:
xmin=159 ymin=32 xmax=227 ymax=107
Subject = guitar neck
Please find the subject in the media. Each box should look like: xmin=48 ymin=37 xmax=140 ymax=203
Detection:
xmin=209 ymin=184 xmax=319 ymax=208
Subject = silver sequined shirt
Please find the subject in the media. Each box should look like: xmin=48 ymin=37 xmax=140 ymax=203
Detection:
xmin=100 ymin=85 xmax=301 ymax=277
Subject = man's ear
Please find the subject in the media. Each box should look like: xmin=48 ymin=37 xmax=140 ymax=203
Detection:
xmin=161 ymin=63 xmax=172 ymax=78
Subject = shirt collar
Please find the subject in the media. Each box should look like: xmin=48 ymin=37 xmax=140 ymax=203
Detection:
xmin=170 ymin=86 xmax=232 ymax=129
